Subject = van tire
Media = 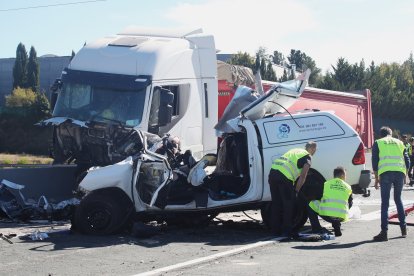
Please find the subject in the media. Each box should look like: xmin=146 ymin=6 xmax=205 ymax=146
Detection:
xmin=74 ymin=193 xmax=126 ymax=235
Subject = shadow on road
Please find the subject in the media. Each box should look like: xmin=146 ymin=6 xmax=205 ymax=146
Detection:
xmin=3 ymin=219 xmax=271 ymax=252
xmin=292 ymin=239 xmax=375 ymax=250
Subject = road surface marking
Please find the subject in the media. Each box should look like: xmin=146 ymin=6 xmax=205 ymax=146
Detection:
xmin=357 ymin=202 xmax=414 ymax=221
xmin=132 ymin=236 xmax=286 ymax=276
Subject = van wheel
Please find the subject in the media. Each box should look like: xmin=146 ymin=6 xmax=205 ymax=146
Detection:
xmin=74 ymin=193 xmax=126 ymax=235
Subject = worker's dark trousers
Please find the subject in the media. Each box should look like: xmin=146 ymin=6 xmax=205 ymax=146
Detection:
xmin=268 ymin=169 xmax=295 ymax=236
xmin=409 ymin=156 xmax=414 ymax=179
xmin=307 ymin=206 xmax=342 ymax=232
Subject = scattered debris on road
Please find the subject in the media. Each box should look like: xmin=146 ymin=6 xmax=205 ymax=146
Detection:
xmin=0 ymin=179 xmax=79 ymax=221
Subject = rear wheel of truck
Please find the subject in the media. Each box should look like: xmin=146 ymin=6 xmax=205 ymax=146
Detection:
xmin=74 ymin=193 xmax=126 ymax=235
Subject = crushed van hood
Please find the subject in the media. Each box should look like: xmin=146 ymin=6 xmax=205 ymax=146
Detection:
xmin=240 ymin=69 xmax=311 ymax=120
xmin=38 ymin=117 xmax=88 ymax=128
xmin=215 ymin=69 xmax=310 ymax=133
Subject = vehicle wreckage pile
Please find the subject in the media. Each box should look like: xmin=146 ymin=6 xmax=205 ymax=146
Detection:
xmin=0 ymin=128 xmax=240 ymax=224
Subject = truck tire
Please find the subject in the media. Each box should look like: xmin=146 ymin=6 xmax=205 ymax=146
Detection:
xmin=73 ymin=193 xmax=126 ymax=235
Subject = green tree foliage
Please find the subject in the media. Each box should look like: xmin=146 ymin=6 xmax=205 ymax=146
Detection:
xmin=6 ymin=87 xmax=36 ymax=107
xmin=27 ymin=46 xmax=40 ymax=92
xmin=227 ymin=52 xmax=255 ymax=70
xmin=271 ymin=51 xmax=285 ymax=65
xmin=254 ymin=53 xmax=261 ymax=74
xmin=5 ymin=87 xmax=50 ymax=117
xmin=265 ymin=61 xmax=277 ymax=81
xmin=12 ymin=43 xmax=28 ymax=89
xmin=287 ymin=49 xmax=321 ymax=85
xmin=317 ymin=54 xmax=414 ymax=121
xmin=1 ymin=87 xmax=51 ymax=154
xmin=280 ymin=69 xmax=289 ymax=82
xmin=260 ymin=57 xmax=267 ymax=78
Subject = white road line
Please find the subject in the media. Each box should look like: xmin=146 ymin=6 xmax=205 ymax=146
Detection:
xmin=132 ymin=237 xmax=285 ymax=276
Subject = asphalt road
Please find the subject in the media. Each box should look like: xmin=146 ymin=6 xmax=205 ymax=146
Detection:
xmin=1 ymin=181 xmax=413 ymax=276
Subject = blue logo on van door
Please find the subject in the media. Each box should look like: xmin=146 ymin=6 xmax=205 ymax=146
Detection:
xmin=278 ymin=124 xmax=290 ymax=138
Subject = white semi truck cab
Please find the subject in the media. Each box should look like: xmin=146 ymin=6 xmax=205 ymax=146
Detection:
xmin=45 ymin=28 xmax=219 ymax=166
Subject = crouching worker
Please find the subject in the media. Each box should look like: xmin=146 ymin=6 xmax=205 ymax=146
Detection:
xmin=308 ymin=166 xmax=353 ymax=237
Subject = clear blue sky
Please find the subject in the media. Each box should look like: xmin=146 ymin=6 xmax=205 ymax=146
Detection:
xmin=1 ymin=0 xmax=413 ymax=72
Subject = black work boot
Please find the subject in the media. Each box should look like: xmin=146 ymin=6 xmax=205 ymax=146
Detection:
xmin=333 ymin=226 xmax=342 ymax=237
xmin=401 ymin=225 xmax=407 ymax=238
xmin=373 ymin=231 xmax=388 ymax=242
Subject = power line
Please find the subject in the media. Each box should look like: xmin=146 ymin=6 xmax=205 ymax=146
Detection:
xmin=0 ymin=0 xmax=107 ymax=12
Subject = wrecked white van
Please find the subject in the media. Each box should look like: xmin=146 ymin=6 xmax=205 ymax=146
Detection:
xmin=72 ymin=75 xmax=371 ymax=235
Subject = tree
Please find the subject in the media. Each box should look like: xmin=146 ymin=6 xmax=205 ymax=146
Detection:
xmin=271 ymin=50 xmax=285 ymax=65
xmin=5 ymin=87 xmax=37 ymax=107
xmin=265 ymin=61 xmax=277 ymax=81
xmin=5 ymin=87 xmax=50 ymax=117
xmin=27 ymin=46 xmax=40 ymax=92
xmin=227 ymin=52 xmax=255 ymax=70
xmin=280 ymin=69 xmax=289 ymax=82
xmin=254 ymin=53 xmax=261 ymax=74
xmin=287 ymin=49 xmax=321 ymax=85
xmin=12 ymin=43 xmax=28 ymax=89
xmin=260 ymin=57 xmax=267 ymax=78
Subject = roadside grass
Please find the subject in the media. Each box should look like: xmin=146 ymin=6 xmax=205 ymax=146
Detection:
xmin=0 ymin=153 xmax=53 ymax=165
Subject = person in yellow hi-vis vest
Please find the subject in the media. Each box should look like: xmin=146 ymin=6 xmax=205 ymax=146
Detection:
xmin=372 ymin=126 xmax=410 ymax=242
xmin=268 ymin=141 xmax=317 ymax=238
xmin=308 ymin=167 xmax=353 ymax=237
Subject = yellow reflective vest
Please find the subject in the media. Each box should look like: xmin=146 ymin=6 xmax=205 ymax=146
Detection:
xmin=377 ymin=137 xmax=406 ymax=176
xmin=309 ymin=178 xmax=352 ymax=220
xmin=271 ymin=148 xmax=309 ymax=182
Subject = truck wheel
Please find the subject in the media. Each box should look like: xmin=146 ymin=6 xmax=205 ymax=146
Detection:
xmin=74 ymin=193 xmax=125 ymax=235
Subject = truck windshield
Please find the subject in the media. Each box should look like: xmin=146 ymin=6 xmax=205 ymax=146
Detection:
xmin=53 ymin=83 xmax=146 ymax=127
xmin=52 ymin=69 xmax=151 ymax=127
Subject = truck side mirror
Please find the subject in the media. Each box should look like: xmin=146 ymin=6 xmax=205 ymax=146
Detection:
xmin=50 ymin=79 xmax=62 ymax=111
xmin=149 ymin=87 xmax=174 ymax=132
xmin=158 ymin=88 xmax=174 ymax=126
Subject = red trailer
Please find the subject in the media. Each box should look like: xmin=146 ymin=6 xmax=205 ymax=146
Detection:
xmin=288 ymin=87 xmax=373 ymax=148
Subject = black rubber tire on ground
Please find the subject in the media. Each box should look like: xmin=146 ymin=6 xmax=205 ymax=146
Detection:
xmin=73 ymin=193 xmax=126 ymax=235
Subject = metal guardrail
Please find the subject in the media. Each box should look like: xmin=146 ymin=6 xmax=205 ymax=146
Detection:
xmin=0 ymin=164 xmax=53 ymax=168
